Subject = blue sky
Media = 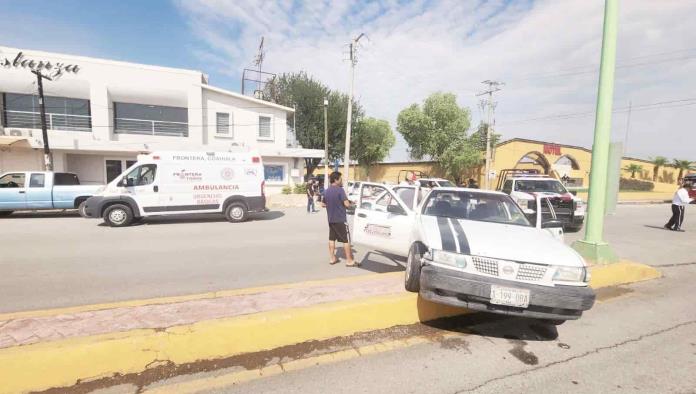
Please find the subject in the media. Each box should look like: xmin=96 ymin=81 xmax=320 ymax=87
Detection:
xmin=2 ymin=0 xmax=696 ymax=162
xmin=0 ymin=0 xmax=219 ymax=83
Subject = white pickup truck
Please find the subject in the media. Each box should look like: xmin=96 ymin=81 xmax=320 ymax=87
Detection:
xmin=0 ymin=171 xmax=101 ymax=216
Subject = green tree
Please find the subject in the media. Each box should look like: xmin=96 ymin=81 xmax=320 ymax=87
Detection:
xmin=672 ymin=159 xmax=695 ymax=183
xmin=266 ymin=72 xmax=363 ymax=175
xmin=623 ymin=163 xmax=643 ymax=179
xmin=397 ymin=92 xmax=483 ymax=183
xmin=439 ymin=138 xmax=482 ymax=185
xmin=469 ymin=123 xmax=501 ymax=152
xmin=396 ymin=92 xmax=471 ymax=161
xmin=650 ymin=156 xmax=668 ymax=181
xmin=351 ymin=118 xmax=395 ymax=180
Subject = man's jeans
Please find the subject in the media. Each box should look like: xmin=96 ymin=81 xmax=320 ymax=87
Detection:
xmin=307 ymin=196 xmax=315 ymax=212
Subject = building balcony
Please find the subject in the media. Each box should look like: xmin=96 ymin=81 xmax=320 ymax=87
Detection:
xmin=114 ymin=117 xmax=188 ymax=137
xmin=3 ymin=110 xmax=92 ymax=132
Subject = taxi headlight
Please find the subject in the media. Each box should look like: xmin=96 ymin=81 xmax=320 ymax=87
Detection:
xmin=431 ymin=249 xmax=468 ymax=268
xmin=553 ymin=266 xmax=586 ymax=282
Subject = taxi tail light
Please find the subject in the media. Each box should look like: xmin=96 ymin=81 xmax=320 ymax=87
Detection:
xmin=252 ymin=156 xmax=261 ymax=163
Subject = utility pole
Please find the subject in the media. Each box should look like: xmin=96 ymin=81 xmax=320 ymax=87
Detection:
xmin=623 ymin=100 xmax=632 ymax=155
xmin=343 ymin=33 xmax=366 ymax=188
xmin=572 ymin=0 xmax=620 ymax=264
xmin=324 ymin=98 xmax=329 ymax=189
xmin=32 ymin=70 xmax=53 ymax=171
xmin=476 ymin=80 xmax=504 ymax=189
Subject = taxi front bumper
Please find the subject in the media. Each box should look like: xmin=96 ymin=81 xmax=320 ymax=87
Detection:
xmin=420 ymin=266 xmax=595 ymax=321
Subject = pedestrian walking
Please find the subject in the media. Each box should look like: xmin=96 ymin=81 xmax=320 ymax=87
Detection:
xmin=306 ymin=180 xmax=316 ymax=213
xmin=665 ymin=181 xmax=693 ymax=231
xmin=322 ymin=171 xmax=357 ymax=267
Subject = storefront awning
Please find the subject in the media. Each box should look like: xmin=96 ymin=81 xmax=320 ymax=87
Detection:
xmin=0 ymin=136 xmax=30 ymax=147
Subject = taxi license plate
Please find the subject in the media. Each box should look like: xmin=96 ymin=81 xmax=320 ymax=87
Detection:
xmin=490 ymin=285 xmax=530 ymax=308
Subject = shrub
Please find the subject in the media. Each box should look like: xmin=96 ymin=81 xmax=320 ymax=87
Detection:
xmin=619 ymin=178 xmax=654 ymax=191
xmin=293 ymin=183 xmax=307 ymax=194
xmin=281 ymin=186 xmax=292 ymax=195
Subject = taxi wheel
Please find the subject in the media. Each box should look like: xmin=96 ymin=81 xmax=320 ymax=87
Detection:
xmin=405 ymin=243 xmax=424 ymax=292
xmin=103 ymin=204 xmax=133 ymax=227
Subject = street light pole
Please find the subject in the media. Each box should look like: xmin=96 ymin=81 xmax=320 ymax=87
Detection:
xmin=32 ymin=70 xmax=53 ymax=171
xmin=324 ymin=98 xmax=329 ymax=189
xmin=572 ymin=0 xmax=619 ymax=264
xmin=343 ymin=33 xmax=365 ymax=188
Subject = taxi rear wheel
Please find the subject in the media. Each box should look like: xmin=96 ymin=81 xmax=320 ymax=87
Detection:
xmin=405 ymin=243 xmax=424 ymax=292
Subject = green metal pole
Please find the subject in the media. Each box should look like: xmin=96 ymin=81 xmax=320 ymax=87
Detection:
xmin=572 ymin=0 xmax=619 ymax=263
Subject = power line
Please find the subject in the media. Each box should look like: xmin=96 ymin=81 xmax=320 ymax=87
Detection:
xmin=476 ymin=80 xmax=504 ymax=189
xmin=499 ymin=97 xmax=696 ymax=125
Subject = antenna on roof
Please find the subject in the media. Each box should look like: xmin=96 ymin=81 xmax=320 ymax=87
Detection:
xmin=253 ymin=37 xmax=265 ymax=99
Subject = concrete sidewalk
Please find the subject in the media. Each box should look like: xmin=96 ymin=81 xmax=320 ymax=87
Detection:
xmin=0 ymin=262 xmax=661 ymax=394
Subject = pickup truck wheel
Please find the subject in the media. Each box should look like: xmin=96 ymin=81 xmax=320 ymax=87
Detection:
xmin=78 ymin=201 xmax=87 ymax=217
xmin=103 ymin=204 xmax=133 ymax=227
xmin=225 ymin=202 xmax=248 ymax=223
xmin=0 ymin=211 xmax=13 ymax=217
xmin=405 ymin=243 xmax=424 ymax=292
xmin=542 ymin=319 xmax=565 ymax=326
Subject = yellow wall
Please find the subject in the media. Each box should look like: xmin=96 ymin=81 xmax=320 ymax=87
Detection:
xmin=336 ymin=139 xmax=687 ymax=189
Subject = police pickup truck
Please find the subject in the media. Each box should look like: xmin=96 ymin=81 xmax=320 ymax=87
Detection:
xmin=0 ymin=171 xmax=100 ymax=216
xmin=352 ymin=182 xmax=595 ymax=324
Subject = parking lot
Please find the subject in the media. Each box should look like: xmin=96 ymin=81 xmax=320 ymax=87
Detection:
xmin=0 ymin=204 xmax=693 ymax=313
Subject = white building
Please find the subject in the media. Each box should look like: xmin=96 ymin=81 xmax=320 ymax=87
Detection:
xmin=0 ymin=46 xmax=322 ymax=193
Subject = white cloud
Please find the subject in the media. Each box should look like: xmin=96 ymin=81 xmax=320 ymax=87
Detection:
xmin=177 ymin=0 xmax=696 ymax=162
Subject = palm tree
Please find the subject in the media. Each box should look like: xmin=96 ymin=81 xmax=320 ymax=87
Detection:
xmin=623 ymin=164 xmax=643 ymax=179
xmin=672 ymin=159 xmax=695 ymax=183
xmin=650 ymin=156 xmax=668 ymax=182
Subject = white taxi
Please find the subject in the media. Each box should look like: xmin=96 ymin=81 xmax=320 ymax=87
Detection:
xmin=352 ymin=183 xmax=595 ymax=323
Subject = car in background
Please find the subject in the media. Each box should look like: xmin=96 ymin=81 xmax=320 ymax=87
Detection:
xmin=352 ymin=183 xmax=594 ymax=324
xmin=500 ymin=174 xmax=585 ymax=232
xmin=415 ymin=178 xmax=455 ymax=189
xmin=0 ymin=171 xmax=100 ymax=217
xmin=684 ymin=174 xmax=696 ymax=202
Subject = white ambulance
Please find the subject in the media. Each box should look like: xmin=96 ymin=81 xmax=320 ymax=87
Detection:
xmin=83 ymin=151 xmax=266 ymax=227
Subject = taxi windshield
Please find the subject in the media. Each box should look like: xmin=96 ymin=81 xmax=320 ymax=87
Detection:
xmin=422 ymin=190 xmax=531 ymax=226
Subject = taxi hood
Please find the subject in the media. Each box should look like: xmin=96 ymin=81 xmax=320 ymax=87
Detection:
xmin=419 ymin=215 xmax=585 ymax=268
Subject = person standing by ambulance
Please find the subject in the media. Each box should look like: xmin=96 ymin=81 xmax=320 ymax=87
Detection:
xmin=665 ymin=181 xmax=693 ymax=231
xmin=322 ymin=171 xmax=357 ymax=266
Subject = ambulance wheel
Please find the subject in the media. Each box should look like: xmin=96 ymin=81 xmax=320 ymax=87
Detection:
xmin=405 ymin=243 xmax=424 ymax=292
xmin=103 ymin=204 xmax=134 ymax=227
xmin=0 ymin=211 xmax=13 ymax=217
xmin=225 ymin=202 xmax=248 ymax=223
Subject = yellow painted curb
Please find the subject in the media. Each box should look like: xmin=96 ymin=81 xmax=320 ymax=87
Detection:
xmin=588 ymin=260 xmax=662 ymax=289
xmin=0 ymin=261 xmax=661 ymax=393
xmin=0 ymin=293 xmax=464 ymax=394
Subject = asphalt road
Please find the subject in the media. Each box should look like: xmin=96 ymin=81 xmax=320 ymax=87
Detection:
xmin=1 ymin=204 xmax=693 ymax=313
xmin=169 ymin=263 xmax=696 ymax=394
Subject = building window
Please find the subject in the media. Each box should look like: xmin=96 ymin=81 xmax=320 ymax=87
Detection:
xmin=258 ymin=115 xmax=272 ymax=140
xmin=2 ymin=93 xmax=91 ymax=132
xmin=114 ymin=102 xmax=188 ymax=137
xmin=216 ymin=112 xmax=231 ymax=136
xmin=264 ymin=164 xmax=285 ymax=183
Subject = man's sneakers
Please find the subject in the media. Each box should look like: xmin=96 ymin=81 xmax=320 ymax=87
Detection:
xmin=664 ymin=224 xmax=673 ymax=230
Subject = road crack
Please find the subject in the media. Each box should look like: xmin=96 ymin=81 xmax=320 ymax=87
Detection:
xmin=456 ymin=319 xmax=696 ymax=393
